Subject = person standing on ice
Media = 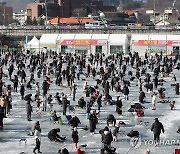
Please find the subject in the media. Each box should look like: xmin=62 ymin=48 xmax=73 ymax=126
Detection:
xmin=72 ymin=84 xmax=77 ymax=101
xmin=20 ymin=84 xmax=25 ymax=100
xmin=0 ymin=105 xmax=5 ymax=129
xmin=152 ymin=92 xmax=157 ymax=110
xmin=72 ymin=127 xmax=79 ymax=149
xmin=151 ymin=118 xmax=164 ymax=145
xmin=115 ymin=96 xmax=122 ymax=115
xmin=89 ymin=110 xmax=98 ymax=134
xmin=33 ymin=122 xmax=42 ymax=154
xmin=123 ymin=84 xmax=129 ymax=100
xmin=62 ymin=95 xmax=70 ymax=115
xmin=26 ymin=100 xmax=33 ymax=121
xmin=175 ymin=83 xmax=179 ymax=95
xmin=42 ymin=80 xmax=49 ymax=111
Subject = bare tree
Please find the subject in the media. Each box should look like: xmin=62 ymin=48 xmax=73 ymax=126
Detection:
xmin=72 ymin=8 xmax=87 ymax=25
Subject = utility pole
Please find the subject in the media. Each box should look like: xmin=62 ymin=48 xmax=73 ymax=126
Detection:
xmin=153 ymin=0 xmax=156 ymax=25
xmin=61 ymin=2 xmax=64 ymax=26
xmin=45 ymin=0 xmax=48 ymax=25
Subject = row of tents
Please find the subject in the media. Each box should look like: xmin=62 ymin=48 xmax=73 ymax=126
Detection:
xmin=25 ymin=34 xmax=180 ymax=56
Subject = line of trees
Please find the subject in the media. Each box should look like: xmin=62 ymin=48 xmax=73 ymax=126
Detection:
xmin=25 ymin=17 xmax=45 ymax=25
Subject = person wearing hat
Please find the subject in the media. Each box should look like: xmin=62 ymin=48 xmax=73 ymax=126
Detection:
xmin=48 ymin=128 xmax=66 ymax=142
xmin=151 ymin=118 xmax=164 ymax=145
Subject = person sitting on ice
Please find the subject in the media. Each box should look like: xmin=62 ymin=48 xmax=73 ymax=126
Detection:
xmin=48 ymin=128 xmax=66 ymax=142
xmin=49 ymin=110 xmax=62 ymax=124
xmin=107 ymin=114 xmax=116 ymax=126
xmin=69 ymin=116 xmax=81 ymax=128
xmin=78 ymin=97 xmax=86 ymax=108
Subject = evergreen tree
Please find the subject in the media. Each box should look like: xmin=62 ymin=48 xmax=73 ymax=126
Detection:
xmin=25 ymin=16 xmax=32 ymax=25
xmin=32 ymin=17 xmax=38 ymax=25
xmin=38 ymin=18 xmax=45 ymax=25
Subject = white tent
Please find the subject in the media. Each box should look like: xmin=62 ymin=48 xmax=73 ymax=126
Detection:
xmin=26 ymin=36 xmax=40 ymax=49
xmin=108 ymin=34 xmax=128 ymax=55
xmin=40 ymin=34 xmax=59 ymax=49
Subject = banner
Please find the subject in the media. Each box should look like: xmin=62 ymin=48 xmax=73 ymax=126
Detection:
xmin=132 ymin=40 xmax=180 ymax=46
xmin=60 ymin=39 xmax=107 ymax=46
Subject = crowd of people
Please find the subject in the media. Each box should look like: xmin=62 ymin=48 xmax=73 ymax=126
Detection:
xmin=0 ymin=49 xmax=179 ymax=154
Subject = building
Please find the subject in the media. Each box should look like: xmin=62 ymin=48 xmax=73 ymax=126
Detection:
xmin=58 ymin=0 xmax=116 ymax=18
xmin=26 ymin=1 xmax=61 ymax=20
xmin=48 ymin=17 xmax=93 ymax=25
xmin=146 ymin=7 xmax=180 ymax=26
xmin=0 ymin=2 xmax=13 ymax=25
xmin=13 ymin=10 xmax=27 ymax=25
xmin=26 ymin=0 xmax=117 ymax=22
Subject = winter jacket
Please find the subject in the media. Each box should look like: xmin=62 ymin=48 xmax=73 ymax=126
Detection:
xmin=102 ymin=131 xmax=113 ymax=145
xmin=48 ymin=129 xmax=59 ymax=140
xmin=34 ymin=129 xmax=41 ymax=141
xmin=139 ymin=91 xmax=145 ymax=103
xmin=26 ymin=102 xmax=32 ymax=114
xmin=151 ymin=120 xmax=164 ymax=135
xmin=123 ymin=86 xmax=129 ymax=95
xmin=72 ymin=130 xmax=79 ymax=143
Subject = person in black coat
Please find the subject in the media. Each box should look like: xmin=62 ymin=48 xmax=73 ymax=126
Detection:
xmin=12 ymin=75 xmax=19 ymax=92
xmin=123 ymin=85 xmax=129 ymax=100
xmin=42 ymin=80 xmax=49 ymax=97
xmin=151 ymin=118 xmax=165 ymax=144
xmin=58 ymin=148 xmax=69 ymax=154
xmin=175 ymin=83 xmax=179 ymax=95
xmin=72 ymin=127 xmax=79 ymax=149
xmin=48 ymin=128 xmax=66 ymax=142
xmin=92 ymin=68 xmax=96 ymax=79
xmin=54 ymin=92 xmax=62 ymax=105
xmin=107 ymin=114 xmax=116 ymax=126
xmin=153 ymin=76 xmax=158 ymax=89
xmin=89 ymin=111 xmax=98 ymax=133
xmin=78 ymin=97 xmax=86 ymax=108
xmin=139 ymin=91 xmax=145 ymax=104
xmin=62 ymin=96 xmax=70 ymax=115
xmin=96 ymin=94 xmax=102 ymax=111
xmin=0 ymin=106 xmax=5 ymax=129
xmin=104 ymin=81 xmax=110 ymax=94
xmin=21 ymin=70 xmax=26 ymax=83
xmin=20 ymin=84 xmax=25 ymax=100
xmin=26 ymin=101 xmax=33 ymax=121
xmin=69 ymin=116 xmax=81 ymax=128
xmin=115 ymin=97 xmax=122 ymax=115
xmin=102 ymin=129 xmax=113 ymax=147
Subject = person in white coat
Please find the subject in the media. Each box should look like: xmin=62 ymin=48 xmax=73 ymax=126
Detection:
xmin=152 ymin=92 xmax=157 ymax=110
xmin=33 ymin=123 xmax=42 ymax=154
